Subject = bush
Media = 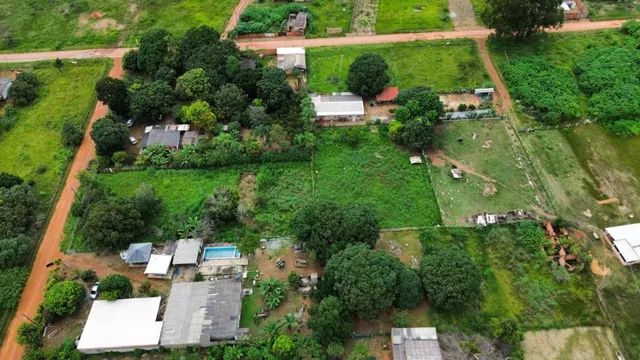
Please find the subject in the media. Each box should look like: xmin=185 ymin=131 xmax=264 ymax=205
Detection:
xmin=308 ymin=296 xmax=353 ymax=345
xmin=79 ymin=269 xmax=97 ymax=283
xmin=0 ymin=172 xmax=23 ymax=188
xmin=287 ymin=271 xmax=301 ymax=289
xmin=503 ymin=57 xmax=580 ymax=124
xmin=61 ymin=123 xmax=84 ymax=147
xmin=258 ymin=278 xmax=286 ymax=309
xmin=234 ymin=4 xmax=307 ymax=35
xmin=515 ymin=221 xmax=545 ymax=254
xmin=204 ymin=186 xmax=239 ymax=224
xmin=100 ymin=274 xmax=133 ymax=300
xmin=122 ymin=50 xmax=139 ymax=72
xmin=589 ymin=83 xmax=640 ymax=123
xmin=17 ymin=322 xmax=43 ymax=348
xmin=574 ymin=47 xmax=640 ymax=95
xmin=394 ymin=267 xmax=423 ymax=309
xmin=44 ymin=281 xmax=85 ymax=316
xmin=90 ymin=116 xmax=129 ymax=156
xmin=9 ymin=76 xmax=39 ymax=106
xmin=80 ymin=198 xmax=144 ymax=251
xmin=0 ymin=267 xmax=29 ymax=308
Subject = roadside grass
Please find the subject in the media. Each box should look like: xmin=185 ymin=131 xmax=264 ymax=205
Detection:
xmin=376 ymin=0 xmax=453 ymax=33
xmin=429 ymin=120 xmax=537 ymax=226
xmin=307 ymin=40 xmax=490 ymax=94
xmin=314 ymin=127 xmax=441 ymax=228
xmin=0 ymin=60 xmax=107 ymax=203
xmin=469 ymin=0 xmax=487 ymax=24
xmin=0 ymin=0 xmax=237 ymax=52
xmin=586 ymin=0 xmax=640 ymax=21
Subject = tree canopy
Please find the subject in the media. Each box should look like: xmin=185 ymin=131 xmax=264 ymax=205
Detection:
xmin=181 ymin=100 xmax=217 ymax=132
xmin=290 ymin=201 xmax=380 ymax=263
xmin=420 ymin=246 xmax=481 ymax=309
xmin=482 ymin=0 xmax=564 ymax=38
xmin=9 ymin=72 xmax=40 ymax=106
xmin=137 ymin=29 xmax=172 ymax=74
xmin=346 ymin=53 xmax=390 ymax=98
xmin=213 ymin=83 xmax=248 ymax=122
xmin=323 ymin=244 xmax=402 ymax=319
xmin=44 ymin=281 xmax=85 ymax=316
xmin=0 ymin=235 xmax=31 ymax=269
xmin=90 ymin=115 xmax=129 ymax=156
xmin=308 ymin=296 xmax=353 ymax=345
xmin=100 ymin=274 xmax=133 ymax=300
xmin=175 ymin=68 xmax=211 ymax=101
xmin=0 ymin=183 xmax=39 ymax=239
xmin=95 ymin=76 xmax=129 ymax=115
xmin=394 ymin=267 xmax=424 ymax=309
xmin=80 ymin=198 xmax=144 ymax=251
xmin=257 ymin=67 xmax=293 ymax=112
xmin=129 ymin=80 xmax=176 ymax=121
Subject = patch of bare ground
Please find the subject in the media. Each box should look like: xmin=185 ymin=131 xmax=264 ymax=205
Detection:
xmin=238 ymin=172 xmax=257 ymax=227
xmin=77 ymin=14 xmax=125 ymax=33
xmin=523 ymin=327 xmax=620 ymax=360
xmin=351 ymin=0 xmax=379 ymax=34
xmin=440 ymin=93 xmax=481 ymax=111
xmin=439 ymin=332 xmax=510 ymax=360
xmin=448 ymin=0 xmax=483 ymax=30
xmin=590 ymin=258 xmax=611 ymax=277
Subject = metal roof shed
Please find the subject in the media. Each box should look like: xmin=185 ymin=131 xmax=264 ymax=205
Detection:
xmin=126 ymin=243 xmax=152 ymax=265
xmin=77 ymin=297 xmax=163 ymax=354
xmin=391 ymin=327 xmax=443 ymax=360
xmin=144 ymin=254 xmax=173 ymax=277
xmin=605 ymin=223 xmax=640 ymax=265
xmin=173 ymin=238 xmax=203 ymax=265
xmin=310 ymin=93 xmax=365 ymax=117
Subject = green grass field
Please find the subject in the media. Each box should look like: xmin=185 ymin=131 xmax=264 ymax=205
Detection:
xmin=376 ymin=0 xmax=452 ymax=33
xmin=429 ymin=120 xmax=537 ymax=226
xmin=0 ymin=0 xmax=237 ymax=52
xmin=307 ymin=40 xmax=491 ymax=93
xmin=0 ymin=60 xmax=107 ymax=202
xmin=314 ymin=127 xmax=441 ymax=228
xmin=306 ymin=0 xmax=354 ymax=37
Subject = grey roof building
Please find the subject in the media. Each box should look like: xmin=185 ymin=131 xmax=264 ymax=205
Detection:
xmin=141 ymin=128 xmax=181 ymax=149
xmin=277 ymin=48 xmax=306 ymax=73
xmin=391 ymin=328 xmax=443 ymax=360
xmin=287 ymin=12 xmax=308 ymax=33
xmin=172 ymin=238 xmax=203 ymax=265
xmin=126 ymin=243 xmax=153 ymax=265
xmin=161 ymin=279 xmax=243 ymax=348
xmin=310 ymin=92 xmax=365 ymax=120
xmin=0 ymin=78 xmax=12 ymax=101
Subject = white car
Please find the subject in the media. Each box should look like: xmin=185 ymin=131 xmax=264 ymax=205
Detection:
xmin=126 ymin=118 xmax=135 ymax=127
xmin=90 ymin=282 xmax=99 ymax=300
xmin=129 ymin=136 xmax=138 ymax=145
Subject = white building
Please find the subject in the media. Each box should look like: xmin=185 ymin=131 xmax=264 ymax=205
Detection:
xmin=604 ymin=223 xmax=640 ymax=265
xmin=77 ymin=297 xmax=163 ymax=354
xmin=310 ymin=92 xmax=365 ymax=122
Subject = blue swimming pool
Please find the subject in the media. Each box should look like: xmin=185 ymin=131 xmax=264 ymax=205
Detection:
xmin=203 ymin=246 xmax=241 ymax=260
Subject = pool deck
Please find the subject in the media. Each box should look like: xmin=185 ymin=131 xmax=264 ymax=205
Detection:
xmin=199 ymin=258 xmax=249 ymax=276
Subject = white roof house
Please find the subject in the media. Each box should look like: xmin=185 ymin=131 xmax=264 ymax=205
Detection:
xmin=144 ymin=254 xmax=173 ymax=277
xmin=173 ymin=238 xmax=203 ymax=265
xmin=605 ymin=223 xmax=640 ymax=265
xmin=310 ymin=93 xmax=365 ymax=118
xmin=391 ymin=327 xmax=443 ymax=360
xmin=77 ymin=297 xmax=163 ymax=354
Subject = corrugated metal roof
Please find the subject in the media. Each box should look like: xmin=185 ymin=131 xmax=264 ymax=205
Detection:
xmin=173 ymin=238 xmax=203 ymax=265
xmin=605 ymin=223 xmax=640 ymax=264
xmin=144 ymin=254 xmax=173 ymax=275
xmin=126 ymin=243 xmax=152 ymax=264
xmin=391 ymin=328 xmax=443 ymax=360
xmin=311 ymin=93 xmax=364 ymax=117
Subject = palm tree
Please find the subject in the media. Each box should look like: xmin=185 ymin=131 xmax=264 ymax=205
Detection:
xmin=282 ymin=312 xmax=300 ymax=331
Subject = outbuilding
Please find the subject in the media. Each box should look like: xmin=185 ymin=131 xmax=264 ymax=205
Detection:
xmin=376 ymin=87 xmax=400 ymax=103
xmin=277 ymin=47 xmax=306 ymax=73
xmin=310 ymin=92 xmax=365 ymax=122
xmin=144 ymin=254 xmax=173 ymax=278
xmin=391 ymin=327 xmax=443 ymax=360
xmin=604 ymin=223 xmax=640 ymax=265
xmin=125 ymin=242 xmax=153 ymax=266
xmin=173 ymin=238 xmax=203 ymax=266
xmin=0 ymin=78 xmax=12 ymax=101
xmin=77 ymin=297 xmax=163 ymax=354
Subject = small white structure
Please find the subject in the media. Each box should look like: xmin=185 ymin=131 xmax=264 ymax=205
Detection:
xmin=77 ymin=297 xmax=163 ymax=354
xmin=474 ymin=88 xmax=494 ymax=98
xmin=173 ymin=238 xmax=203 ymax=266
xmin=277 ymin=48 xmax=306 ymax=73
xmin=604 ymin=223 xmax=640 ymax=265
xmin=409 ymin=156 xmax=422 ymax=165
xmin=144 ymin=254 xmax=173 ymax=278
xmin=391 ymin=327 xmax=443 ymax=360
xmin=310 ymin=92 xmax=365 ymax=122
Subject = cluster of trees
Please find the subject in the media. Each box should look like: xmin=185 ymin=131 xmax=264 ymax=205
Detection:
xmin=71 ymin=176 xmax=162 ymax=250
xmin=9 ymin=71 xmax=40 ymax=106
xmin=233 ymin=4 xmax=307 ymax=35
xmin=388 ymin=87 xmax=445 ymax=149
xmin=502 ymin=57 xmax=581 ymax=124
xmin=482 ymin=0 xmax=563 ymax=38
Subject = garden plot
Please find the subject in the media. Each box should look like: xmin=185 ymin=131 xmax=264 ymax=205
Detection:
xmin=428 ymin=120 xmax=538 ymax=226
xmin=586 ymin=0 xmax=640 ymax=21
xmin=307 ymin=40 xmax=490 ymax=94
xmin=376 ymin=0 xmax=453 ymax=33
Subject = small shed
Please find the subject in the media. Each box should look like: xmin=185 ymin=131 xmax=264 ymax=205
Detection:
xmin=409 ymin=156 xmax=422 ymax=165
xmin=604 ymin=223 xmax=640 ymax=266
xmin=474 ymin=88 xmax=494 ymax=99
xmin=126 ymin=243 xmax=153 ymax=266
xmin=277 ymin=47 xmax=306 ymax=73
xmin=287 ymin=12 xmax=308 ymax=34
xmin=376 ymin=87 xmax=400 ymax=103
xmin=0 ymin=78 xmax=12 ymax=101
xmin=451 ymin=168 xmax=463 ymax=179
xmin=173 ymin=238 xmax=203 ymax=266
xmin=391 ymin=327 xmax=443 ymax=360
xmin=144 ymin=254 xmax=173 ymax=278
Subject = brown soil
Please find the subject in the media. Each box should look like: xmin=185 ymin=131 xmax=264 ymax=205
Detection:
xmin=449 ymin=0 xmax=483 ymax=31
xmin=365 ymin=101 xmax=396 ymax=121
xmin=483 ymin=181 xmax=497 ymax=196
xmin=426 ymin=149 xmax=497 ymax=183
xmin=0 ymin=58 xmax=124 ymax=359
xmin=475 ymin=38 xmax=512 ymax=114
xmin=440 ymin=93 xmax=481 ymax=111
xmin=223 ymin=0 xmax=252 ymax=38
xmin=590 ymin=258 xmax=612 ymax=277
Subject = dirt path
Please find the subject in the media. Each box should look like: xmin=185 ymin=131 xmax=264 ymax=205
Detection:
xmin=0 ymin=58 xmax=123 ymax=360
xmin=223 ymin=0 xmax=252 ymax=39
xmin=426 ymin=149 xmax=497 ymax=183
xmin=475 ymin=37 xmax=512 ymax=114
xmin=449 ymin=0 xmax=482 ymax=30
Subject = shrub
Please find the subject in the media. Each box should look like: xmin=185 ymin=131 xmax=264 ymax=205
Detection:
xmin=61 ymin=123 xmax=84 ymax=147
xmin=79 ymin=269 xmax=97 ymax=283
xmin=80 ymin=198 xmax=144 ymax=251
xmin=100 ymin=274 xmax=133 ymax=300
xmin=122 ymin=50 xmax=139 ymax=72
xmin=205 ymin=186 xmax=239 ymax=224
xmin=0 ymin=172 xmax=23 ymax=188
xmin=43 ymin=281 xmax=85 ymax=316
xmin=17 ymin=322 xmax=43 ymax=348
xmin=394 ymin=267 xmax=423 ymax=309
xmin=258 ymin=278 xmax=286 ymax=309
xmin=308 ymin=296 xmax=353 ymax=345
xmin=589 ymin=83 xmax=640 ymax=123
xmin=515 ymin=221 xmax=545 ymax=254
xmin=574 ymin=47 xmax=640 ymax=95
xmin=0 ymin=235 xmax=31 ymax=269
xmin=287 ymin=271 xmax=301 ymax=289
xmin=234 ymin=4 xmax=307 ymax=35
xmin=0 ymin=267 xmax=29 ymax=308
xmin=9 ymin=73 xmax=39 ymax=106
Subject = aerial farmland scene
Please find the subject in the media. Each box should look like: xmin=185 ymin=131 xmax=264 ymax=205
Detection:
xmin=0 ymin=0 xmax=640 ymax=359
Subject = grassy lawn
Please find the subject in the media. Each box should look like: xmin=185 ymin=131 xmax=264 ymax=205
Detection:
xmin=306 ymin=0 xmax=354 ymax=37
xmin=586 ymin=0 xmax=640 ymax=21
xmin=0 ymin=0 xmax=238 ymax=52
xmin=376 ymin=0 xmax=453 ymax=33
xmin=314 ymin=127 xmax=441 ymax=228
xmin=429 ymin=120 xmax=537 ymax=226
xmin=307 ymin=40 xmax=491 ymax=93
xmin=0 ymin=60 xmax=107 ymax=203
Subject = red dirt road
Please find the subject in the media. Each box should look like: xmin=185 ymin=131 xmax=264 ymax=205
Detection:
xmin=223 ymin=0 xmax=252 ymax=39
xmin=475 ymin=37 xmax=512 ymax=114
xmin=0 ymin=58 xmax=123 ymax=360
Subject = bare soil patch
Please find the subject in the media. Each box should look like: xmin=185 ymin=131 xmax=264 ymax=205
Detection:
xmin=77 ymin=14 xmax=125 ymax=33
xmin=590 ymin=258 xmax=611 ymax=277
xmin=439 ymin=93 xmax=481 ymax=111
xmin=523 ymin=327 xmax=620 ymax=360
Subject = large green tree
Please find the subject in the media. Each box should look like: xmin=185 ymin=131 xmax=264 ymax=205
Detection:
xmin=0 ymin=235 xmax=31 ymax=269
xmin=482 ymin=0 xmax=564 ymax=38
xmin=175 ymin=68 xmax=211 ymax=101
xmin=129 ymin=81 xmax=176 ymax=121
xmin=308 ymin=296 xmax=353 ymax=345
xmin=0 ymin=184 xmax=38 ymax=239
xmin=290 ymin=201 xmax=380 ymax=263
xmin=90 ymin=116 xmax=129 ymax=156
xmin=177 ymin=25 xmax=221 ymax=71
xmin=323 ymin=244 xmax=402 ymax=319
xmin=44 ymin=281 xmax=85 ymax=316
xmin=99 ymin=274 xmax=133 ymax=300
xmin=213 ymin=83 xmax=247 ymax=122
xmin=257 ymin=67 xmax=293 ymax=112
xmin=346 ymin=53 xmax=390 ymax=98
xmin=137 ymin=29 xmax=172 ymax=74
xmin=81 ymin=199 xmax=144 ymax=251
xmin=95 ymin=77 xmax=129 ymax=115
xmin=133 ymin=183 xmax=162 ymax=224
xmin=394 ymin=267 xmax=424 ymax=309
xmin=181 ymin=100 xmax=217 ymax=132
xmin=420 ymin=246 xmax=481 ymax=309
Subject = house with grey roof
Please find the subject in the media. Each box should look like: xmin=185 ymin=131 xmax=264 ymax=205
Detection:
xmin=391 ymin=327 xmax=443 ymax=360
xmin=160 ymin=279 xmax=245 ymax=348
xmin=310 ymin=92 xmax=365 ymax=122
xmin=0 ymin=78 xmax=12 ymax=101
xmin=277 ymin=48 xmax=306 ymax=74
xmin=287 ymin=12 xmax=308 ymax=34
xmin=172 ymin=238 xmax=203 ymax=266
xmin=141 ymin=127 xmax=181 ymax=149
xmin=125 ymin=243 xmax=153 ymax=266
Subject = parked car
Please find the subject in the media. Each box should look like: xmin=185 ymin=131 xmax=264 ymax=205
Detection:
xmin=129 ymin=136 xmax=138 ymax=145
xmin=126 ymin=118 xmax=135 ymax=127
xmin=90 ymin=282 xmax=99 ymax=300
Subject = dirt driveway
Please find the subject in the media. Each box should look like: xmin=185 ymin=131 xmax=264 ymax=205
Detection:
xmin=0 ymin=58 xmax=124 ymax=360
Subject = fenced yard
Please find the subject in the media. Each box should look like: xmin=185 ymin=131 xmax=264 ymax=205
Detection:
xmin=376 ymin=0 xmax=453 ymax=33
